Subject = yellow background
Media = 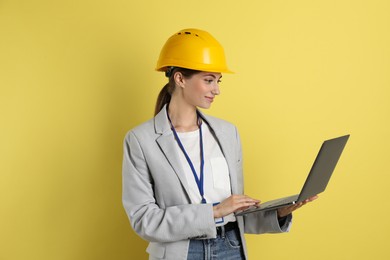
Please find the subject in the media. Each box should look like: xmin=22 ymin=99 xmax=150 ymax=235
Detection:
xmin=1 ymin=0 xmax=389 ymax=259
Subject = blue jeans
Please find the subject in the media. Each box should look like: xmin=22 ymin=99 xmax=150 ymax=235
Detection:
xmin=187 ymin=225 xmax=245 ymax=260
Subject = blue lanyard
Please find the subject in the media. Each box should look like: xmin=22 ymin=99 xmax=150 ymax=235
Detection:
xmin=167 ymin=110 xmax=206 ymax=204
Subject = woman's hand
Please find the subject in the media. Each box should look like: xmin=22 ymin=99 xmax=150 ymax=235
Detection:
xmin=213 ymin=194 xmax=260 ymax=219
xmin=277 ymin=195 xmax=319 ymax=218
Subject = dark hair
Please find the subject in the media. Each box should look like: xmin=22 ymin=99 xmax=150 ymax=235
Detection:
xmin=154 ymin=67 xmax=200 ymax=115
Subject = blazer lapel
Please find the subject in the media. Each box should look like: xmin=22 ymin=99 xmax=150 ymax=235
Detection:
xmin=154 ymin=105 xmax=192 ymax=199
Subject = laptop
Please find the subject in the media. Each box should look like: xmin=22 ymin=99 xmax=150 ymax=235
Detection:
xmin=235 ymin=134 xmax=350 ymax=216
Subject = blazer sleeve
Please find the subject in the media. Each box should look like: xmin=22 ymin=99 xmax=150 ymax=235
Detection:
xmin=122 ymin=131 xmax=217 ymax=243
xmin=243 ymin=210 xmax=292 ymax=234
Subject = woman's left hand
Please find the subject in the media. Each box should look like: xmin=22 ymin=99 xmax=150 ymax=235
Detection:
xmin=277 ymin=195 xmax=319 ymax=218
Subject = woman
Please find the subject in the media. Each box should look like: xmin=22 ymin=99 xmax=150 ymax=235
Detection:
xmin=122 ymin=28 xmax=317 ymax=260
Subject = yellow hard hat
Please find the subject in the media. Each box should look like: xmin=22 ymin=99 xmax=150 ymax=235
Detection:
xmin=156 ymin=28 xmax=233 ymax=74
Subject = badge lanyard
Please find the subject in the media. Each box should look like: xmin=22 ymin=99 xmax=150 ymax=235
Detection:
xmin=167 ymin=110 xmax=206 ymax=204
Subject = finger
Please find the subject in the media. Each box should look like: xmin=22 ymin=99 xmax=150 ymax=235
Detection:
xmin=232 ymin=197 xmax=259 ymax=208
xmin=303 ymin=196 xmax=318 ymax=204
xmin=304 ymin=196 xmax=318 ymax=203
xmin=232 ymin=195 xmax=258 ymax=203
xmin=289 ymin=203 xmax=304 ymax=211
xmin=240 ymin=197 xmax=260 ymax=204
xmin=244 ymin=195 xmax=261 ymax=203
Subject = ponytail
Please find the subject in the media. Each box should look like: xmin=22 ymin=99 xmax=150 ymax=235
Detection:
xmin=154 ymin=83 xmax=172 ymax=116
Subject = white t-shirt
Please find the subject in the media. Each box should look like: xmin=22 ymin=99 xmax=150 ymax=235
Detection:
xmin=175 ymin=123 xmax=236 ymax=225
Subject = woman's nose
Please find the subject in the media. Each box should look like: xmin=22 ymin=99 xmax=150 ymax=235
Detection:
xmin=212 ymin=83 xmax=220 ymax=95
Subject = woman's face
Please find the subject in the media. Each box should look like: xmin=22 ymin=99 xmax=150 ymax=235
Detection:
xmin=180 ymin=71 xmax=222 ymax=109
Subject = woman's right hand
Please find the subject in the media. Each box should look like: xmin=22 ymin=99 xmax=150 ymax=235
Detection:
xmin=213 ymin=194 xmax=260 ymax=219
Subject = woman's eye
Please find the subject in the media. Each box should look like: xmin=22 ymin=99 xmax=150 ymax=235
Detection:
xmin=204 ymin=78 xmax=221 ymax=84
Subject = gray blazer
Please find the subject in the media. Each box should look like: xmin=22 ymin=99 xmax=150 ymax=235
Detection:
xmin=122 ymin=105 xmax=291 ymax=260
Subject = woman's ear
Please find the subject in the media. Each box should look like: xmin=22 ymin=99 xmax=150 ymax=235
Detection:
xmin=173 ymin=72 xmax=185 ymax=89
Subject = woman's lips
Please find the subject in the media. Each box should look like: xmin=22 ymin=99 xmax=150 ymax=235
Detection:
xmin=205 ymin=96 xmax=214 ymax=102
